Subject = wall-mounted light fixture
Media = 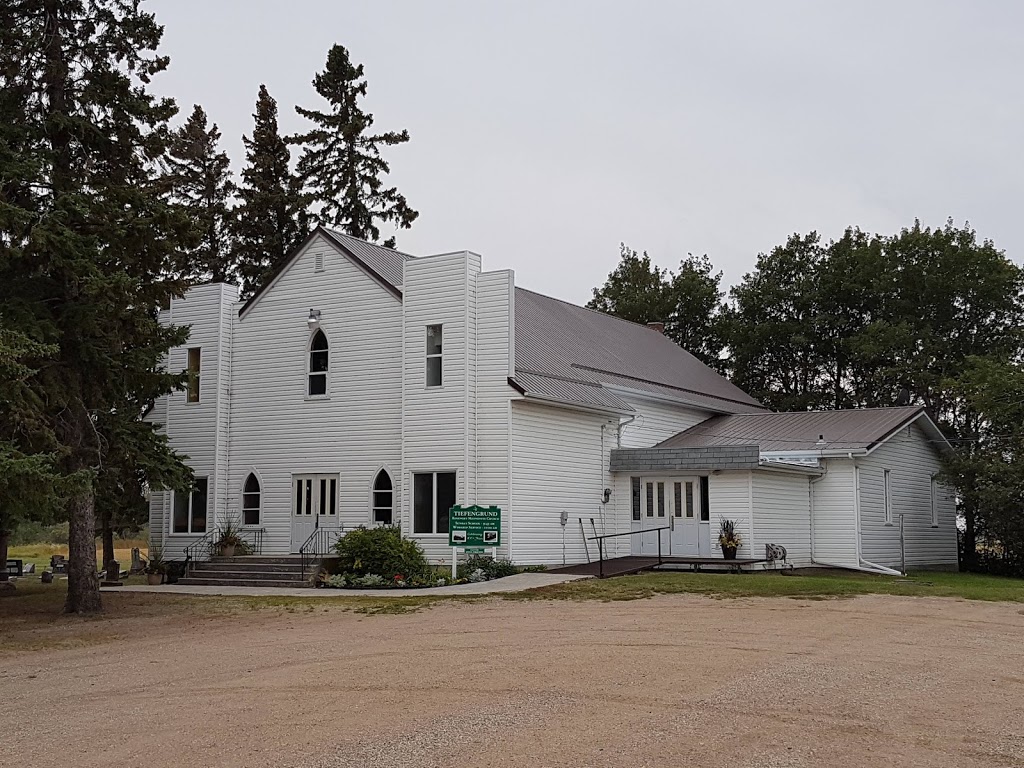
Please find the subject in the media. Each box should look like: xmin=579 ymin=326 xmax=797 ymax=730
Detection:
xmin=601 ymin=488 xmax=612 ymax=504
xmin=307 ymin=309 xmax=322 ymax=329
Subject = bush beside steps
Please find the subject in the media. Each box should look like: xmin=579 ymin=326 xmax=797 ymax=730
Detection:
xmin=320 ymin=526 xmax=540 ymax=589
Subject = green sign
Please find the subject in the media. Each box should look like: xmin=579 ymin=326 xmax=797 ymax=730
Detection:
xmin=448 ymin=505 xmax=502 ymax=548
xmin=463 ymin=547 xmax=486 ymax=554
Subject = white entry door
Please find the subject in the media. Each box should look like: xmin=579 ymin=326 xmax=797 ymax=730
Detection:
xmin=291 ymin=475 xmax=338 ymax=552
xmin=639 ymin=478 xmax=669 ymax=556
xmin=669 ymin=479 xmax=700 ymax=557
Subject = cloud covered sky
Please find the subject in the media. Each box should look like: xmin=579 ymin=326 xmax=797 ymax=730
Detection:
xmin=150 ymin=0 xmax=1022 ymax=305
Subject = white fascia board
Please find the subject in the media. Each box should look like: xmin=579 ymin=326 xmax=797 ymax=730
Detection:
xmin=862 ymin=411 xmax=953 ymax=457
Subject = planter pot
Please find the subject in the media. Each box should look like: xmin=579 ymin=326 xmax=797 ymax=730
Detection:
xmin=146 ymin=573 xmax=163 ymax=586
xmin=721 ymin=545 xmax=738 ymax=560
xmin=220 ymin=544 xmax=236 ymax=558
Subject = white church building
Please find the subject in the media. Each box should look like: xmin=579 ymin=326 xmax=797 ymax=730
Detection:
xmin=147 ymin=228 xmax=959 ymax=574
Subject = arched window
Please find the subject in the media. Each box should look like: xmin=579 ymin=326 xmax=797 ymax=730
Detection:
xmin=372 ymin=469 xmax=393 ymax=525
xmin=242 ymin=473 xmax=261 ymax=526
xmin=308 ymin=329 xmax=328 ymax=396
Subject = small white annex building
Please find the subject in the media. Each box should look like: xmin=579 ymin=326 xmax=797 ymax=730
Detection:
xmin=147 ymin=227 xmax=958 ymax=574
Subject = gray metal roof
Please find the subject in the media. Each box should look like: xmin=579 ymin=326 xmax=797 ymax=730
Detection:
xmin=322 ymin=228 xmax=411 ymax=291
xmin=656 ymin=406 xmax=936 ymax=453
xmin=512 ymin=288 xmax=766 ymax=414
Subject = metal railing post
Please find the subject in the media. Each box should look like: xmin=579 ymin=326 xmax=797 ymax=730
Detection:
xmin=598 ymin=538 xmax=605 ymax=579
xmin=658 ymin=530 xmax=662 ymax=566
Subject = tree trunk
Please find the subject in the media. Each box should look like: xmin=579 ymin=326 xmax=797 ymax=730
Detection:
xmin=65 ymin=490 xmax=102 ymax=614
xmin=962 ymin=500 xmax=977 ymax=572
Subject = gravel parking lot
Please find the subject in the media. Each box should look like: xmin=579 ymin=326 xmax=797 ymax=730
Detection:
xmin=4 ymin=593 xmax=1023 ymax=768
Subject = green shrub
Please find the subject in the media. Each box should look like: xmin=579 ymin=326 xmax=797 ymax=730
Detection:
xmin=456 ymin=555 xmax=519 ymax=581
xmin=334 ymin=526 xmax=429 ymax=580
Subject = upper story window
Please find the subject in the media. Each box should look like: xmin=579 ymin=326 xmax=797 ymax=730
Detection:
xmin=187 ymin=347 xmax=201 ymax=403
xmin=372 ymin=469 xmax=393 ymax=525
xmin=308 ymin=330 xmax=328 ymax=396
xmin=426 ymin=324 xmax=442 ymax=387
xmin=242 ymin=473 xmax=261 ymax=526
xmin=172 ymin=478 xmax=208 ymax=534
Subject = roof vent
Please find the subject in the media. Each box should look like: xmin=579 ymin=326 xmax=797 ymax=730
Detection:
xmin=815 ymin=434 xmax=826 ymax=447
xmin=314 ymin=251 xmax=325 ymax=273
xmin=646 ymin=321 xmax=665 ymax=334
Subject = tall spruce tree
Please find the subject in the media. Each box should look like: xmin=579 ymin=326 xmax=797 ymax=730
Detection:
xmin=292 ymin=44 xmax=418 ymax=247
xmin=232 ymin=85 xmax=308 ymax=298
xmin=163 ymin=104 xmax=237 ymax=282
xmin=0 ymin=0 xmax=192 ymax=612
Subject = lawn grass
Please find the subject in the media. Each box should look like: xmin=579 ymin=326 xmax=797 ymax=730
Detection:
xmin=509 ymin=568 xmax=1024 ymax=603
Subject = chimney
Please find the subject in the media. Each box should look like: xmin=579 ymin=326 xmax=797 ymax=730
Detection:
xmin=646 ymin=321 xmax=665 ymax=334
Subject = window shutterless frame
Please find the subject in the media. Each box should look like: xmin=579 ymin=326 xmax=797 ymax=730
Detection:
xmin=170 ymin=478 xmax=208 ymax=534
xmin=425 ymin=325 xmax=442 ymax=387
xmin=883 ymin=469 xmax=893 ymax=525
xmin=242 ymin=472 xmax=261 ymax=527
xmin=412 ymin=471 xmax=456 ymax=534
xmin=307 ymin=329 xmax=329 ymax=397
xmin=186 ymin=347 xmax=201 ymax=403
xmin=372 ymin=469 xmax=394 ymax=525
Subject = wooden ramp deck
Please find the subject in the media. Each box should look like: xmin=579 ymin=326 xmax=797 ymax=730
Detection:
xmin=549 ymin=556 xmax=768 ymax=578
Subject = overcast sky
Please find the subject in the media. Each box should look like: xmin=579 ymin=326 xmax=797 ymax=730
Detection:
xmin=150 ymin=0 xmax=1022 ymax=305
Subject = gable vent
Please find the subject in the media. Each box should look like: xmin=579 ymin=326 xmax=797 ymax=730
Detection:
xmin=314 ymin=251 xmax=325 ymax=272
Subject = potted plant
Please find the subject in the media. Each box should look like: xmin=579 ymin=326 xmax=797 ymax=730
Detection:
xmin=718 ymin=519 xmax=742 ymax=560
xmin=144 ymin=546 xmax=167 ymax=586
xmin=214 ymin=520 xmax=245 ymax=558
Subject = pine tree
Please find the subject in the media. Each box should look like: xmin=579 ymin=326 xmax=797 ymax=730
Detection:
xmin=232 ymin=85 xmax=308 ymax=298
xmin=163 ymin=104 xmax=237 ymax=282
xmin=292 ymin=44 xmax=418 ymax=247
xmin=0 ymin=0 xmax=193 ymax=612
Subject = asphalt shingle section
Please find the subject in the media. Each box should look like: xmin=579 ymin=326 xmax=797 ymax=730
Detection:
xmin=610 ymin=445 xmax=761 ymax=472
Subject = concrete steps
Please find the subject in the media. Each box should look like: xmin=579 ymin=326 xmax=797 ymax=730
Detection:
xmin=179 ymin=555 xmax=313 ymax=588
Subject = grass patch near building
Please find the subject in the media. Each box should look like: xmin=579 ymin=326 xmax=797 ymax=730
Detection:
xmin=511 ymin=568 xmax=1024 ymax=603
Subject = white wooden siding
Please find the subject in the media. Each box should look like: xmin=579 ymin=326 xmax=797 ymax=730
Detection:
xmin=474 ymin=270 xmax=516 ymax=559
xmin=856 ymin=422 xmax=958 ymax=568
xmin=810 ymin=458 xmax=859 ymax=568
xmin=401 ymin=251 xmax=481 ymax=562
xmin=510 ymin=400 xmax=618 ymax=565
xmin=707 ymin=471 xmax=753 ymax=559
xmin=751 ymin=470 xmax=812 ymax=567
xmin=615 ymin=392 xmax=712 ymax=448
xmin=227 ymin=234 xmax=403 ymax=553
xmin=151 ymin=282 xmax=236 ymax=558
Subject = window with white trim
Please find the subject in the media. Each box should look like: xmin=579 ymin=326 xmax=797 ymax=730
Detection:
xmin=242 ymin=473 xmax=261 ymax=526
xmin=186 ymin=347 xmax=201 ymax=403
xmin=372 ymin=469 xmax=393 ymax=525
xmin=308 ymin=330 xmax=328 ymax=396
xmin=631 ymin=477 xmax=641 ymax=521
xmin=413 ymin=471 xmax=455 ymax=534
xmin=172 ymin=478 xmax=208 ymax=534
xmin=426 ymin=325 xmax=442 ymax=387
xmin=883 ymin=469 xmax=893 ymax=525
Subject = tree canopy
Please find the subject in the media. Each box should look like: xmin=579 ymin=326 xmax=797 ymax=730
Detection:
xmin=292 ymin=44 xmax=418 ymax=247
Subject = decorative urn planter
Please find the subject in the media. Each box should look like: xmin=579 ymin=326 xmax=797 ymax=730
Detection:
xmin=220 ymin=543 xmax=236 ymax=558
xmin=146 ymin=573 xmax=163 ymax=586
xmin=721 ymin=545 xmax=738 ymax=560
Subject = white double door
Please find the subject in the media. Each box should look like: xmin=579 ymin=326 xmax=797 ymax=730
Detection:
xmin=291 ymin=474 xmax=339 ymax=552
xmin=638 ymin=477 xmax=702 ymax=557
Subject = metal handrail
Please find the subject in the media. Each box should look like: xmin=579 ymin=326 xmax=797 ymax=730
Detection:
xmin=299 ymin=526 xmax=346 ymax=580
xmin=183 ymin=529 xmax=217 ymax=575
xmin=587 ymin=526 xmax=671 ymax=579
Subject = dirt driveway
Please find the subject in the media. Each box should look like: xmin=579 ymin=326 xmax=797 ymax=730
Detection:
xmin=3 ymin=593 xmax=1023 ymax=768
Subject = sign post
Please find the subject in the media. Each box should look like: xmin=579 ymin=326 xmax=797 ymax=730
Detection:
xmin=448 ymin=505 xmax=502 ymax=578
